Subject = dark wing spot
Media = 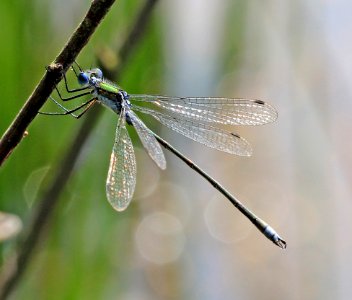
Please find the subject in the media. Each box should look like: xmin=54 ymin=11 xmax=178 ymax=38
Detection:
xmin=254 ymin=100 xmax=265 ymax=105
xmin=231 ymin=133 xmax=241 ymax=139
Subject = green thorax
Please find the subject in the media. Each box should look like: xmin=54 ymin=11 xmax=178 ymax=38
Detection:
xmin=98 ymin=81 xmax=119 ymax=94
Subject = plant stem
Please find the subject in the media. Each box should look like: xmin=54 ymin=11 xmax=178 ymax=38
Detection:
xmin=0 ymin=0 xmax=159 ymax=298
xmin=0 ymin=0 xmax=116 ymax=166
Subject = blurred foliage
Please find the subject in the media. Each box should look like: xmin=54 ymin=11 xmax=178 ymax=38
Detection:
xmin=0 ymin=0 xmax=255 ymax=298
xmin=0 ymin=0 xmax=163 ymax=298
xmin=1 ymin=0 xmax=350 ymax=299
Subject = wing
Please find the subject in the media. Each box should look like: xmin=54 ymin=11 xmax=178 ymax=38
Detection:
xmin=129 ymin=95 xmax=277 ymax=126
xmin=106 ymin=110 xmax=137 ymax=211
xmin=132 ymin=106 xmax=252 ymax=156
xmin=127 ymin=110 xmax=166 ymax=170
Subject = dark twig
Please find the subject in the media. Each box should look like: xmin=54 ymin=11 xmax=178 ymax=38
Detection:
xmin=0 ymin=0 xmax=159 ymax=298
xmin=0 ymin=107 xmax=102 ymax=300
xmin=0 ymin=0 xmax=116 ymax=166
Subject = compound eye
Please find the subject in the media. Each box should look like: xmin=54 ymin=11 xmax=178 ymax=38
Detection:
xmin=91 ymin=68 xmax=103 ymax=79
xmin=77 ymin=72 xmax=89 ymax=85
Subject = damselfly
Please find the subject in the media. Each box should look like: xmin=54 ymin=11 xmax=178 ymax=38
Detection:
xmin=40 ymin=63 xmax=286 ymax=248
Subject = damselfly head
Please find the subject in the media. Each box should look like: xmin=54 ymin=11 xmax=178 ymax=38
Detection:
xmin=77 ymin=68 xmax=103 ymax=86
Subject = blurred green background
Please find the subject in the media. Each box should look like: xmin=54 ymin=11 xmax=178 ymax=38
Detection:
xmin=1 ymin=0 xmax=352 ymax=299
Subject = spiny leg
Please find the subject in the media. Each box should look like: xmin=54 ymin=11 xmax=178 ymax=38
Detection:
xmin=54 ymin=85 xmax=92 ymax=102
xmin=70 ymin=99 xmax=96 ymax=119
xmin=53 ymin=64 xmax=92 ymax=101
xmin=40 ymin=62 xmax=94 ymax=118
xmin=72 ymin=61 xmax=83 ymax=74
xmin=39 ymin=97 xmax=96 ymax=119
xmin=63 ymin=70 xmax=90 ymax=93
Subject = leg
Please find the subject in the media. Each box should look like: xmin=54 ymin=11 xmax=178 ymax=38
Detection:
xmin=55 ymin=85 xmax=92 ymax=102
xmin=39 ymin=97 xmax=96 ymax=119
xmin=73 ymin=61 xmax=83 ymax=73
xmin=63 ymin=71 xmax=90 ymax=93
xmin=70 ymin=100 xmax=96 ymax=119
xmin=46 ymin=61 xmax=92 ymax=103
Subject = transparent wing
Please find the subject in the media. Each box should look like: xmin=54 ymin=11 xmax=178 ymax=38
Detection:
xmin=106 ymin=110 xmax=137 ymax=211
xmin=127 ymin=110 xmax=166 ymax=170
xmin=129 ymin=95 xmax=277 ymax=126
xmin=132 ymin=106 xmax=252 ymax=156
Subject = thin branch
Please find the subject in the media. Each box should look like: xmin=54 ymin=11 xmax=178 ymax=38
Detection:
xmin=0 ymin=0 xmax=116 ymax=166
xmin=0 ymin=1 xmax=284 ymax=298
xmin=0 ymin=0 xmax=159 ymax=298
xmin=0 ymin=107 xmax=102 ymax=300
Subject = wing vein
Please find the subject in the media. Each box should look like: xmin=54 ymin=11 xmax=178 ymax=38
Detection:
xmin=106 ymin=109 xmax=137 ymax=211
xmin=133 ymin=105 xmax=252 ymax=156
xmin=129 ymin=95 xmax=277 ymax=126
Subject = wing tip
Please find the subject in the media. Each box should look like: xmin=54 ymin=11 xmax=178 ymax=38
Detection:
xmin=106 ymin=185 xmax=133 ymax=212
xmin=251 ymin=99 xmax=278 ymax=125
xmin=230 ymin=133 xmax=253 ymax=156
xmin=107 ymin=197 xmax=131 ymax=212
xmin=158 ymin=160 xmax=167 ymax=170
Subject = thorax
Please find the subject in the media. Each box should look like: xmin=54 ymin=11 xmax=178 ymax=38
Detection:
xmin=92 ymin=83 xmax=129 ymax=114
